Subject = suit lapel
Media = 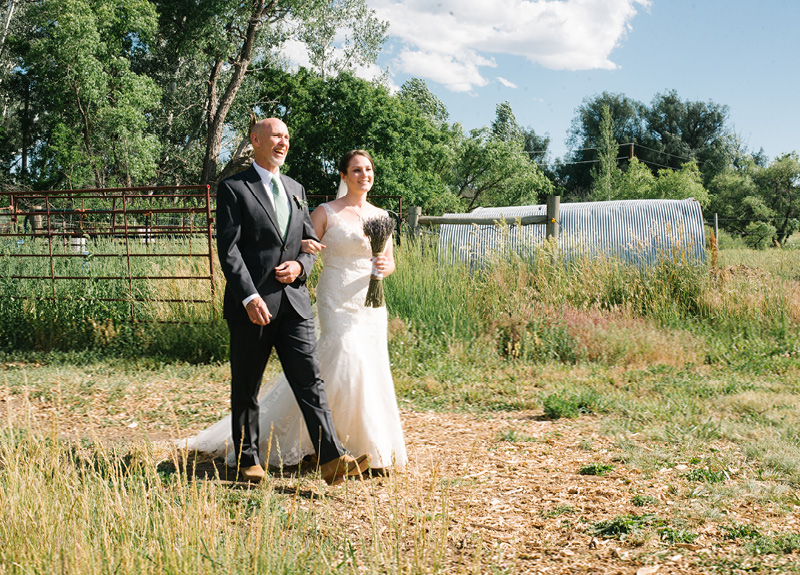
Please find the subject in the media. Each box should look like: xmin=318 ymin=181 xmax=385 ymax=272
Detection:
xmin=281 ymin=175 xmax=298 ymax=236
xmin=243 ymin=166 xmax=281 ymax=236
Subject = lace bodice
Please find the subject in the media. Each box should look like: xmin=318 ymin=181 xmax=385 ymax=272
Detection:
xmin=316 ymin=203 xmax=387 ymax=330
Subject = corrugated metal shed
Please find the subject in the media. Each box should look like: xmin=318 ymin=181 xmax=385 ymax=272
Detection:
xmin=438 ymin=198 xmax=706 ymax=266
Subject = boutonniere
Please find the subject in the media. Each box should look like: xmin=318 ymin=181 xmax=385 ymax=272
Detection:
xmin=293 ymin=195 xmax=308 ymax=210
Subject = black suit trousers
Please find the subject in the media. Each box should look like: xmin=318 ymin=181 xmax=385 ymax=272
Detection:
xmin=227 ymin=294 xmax=344 ymax=468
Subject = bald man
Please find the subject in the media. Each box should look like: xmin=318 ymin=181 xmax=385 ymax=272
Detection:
xmin=216 ymin=118 xmax=368 ymax=485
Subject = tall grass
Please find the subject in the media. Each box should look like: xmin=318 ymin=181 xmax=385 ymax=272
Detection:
xmin=383 ymin=232 xmax=798 ymax=416
xmin=387 ymin=233 xmax=798 ymax=362
xmin=0 ymin=236 xmax=226 ymax=362
xmin=1 ymin=229 xmax=797 ymax=369
xmin=0 ymin=423 xmax=466 ymax=575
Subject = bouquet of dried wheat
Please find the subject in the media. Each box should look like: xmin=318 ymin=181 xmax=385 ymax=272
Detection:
xmin=362 ymin=215 xmax=395 ymax=307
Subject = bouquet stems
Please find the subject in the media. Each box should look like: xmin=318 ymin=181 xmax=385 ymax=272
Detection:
xmin=362 ymin=216 xmax=396 ymax=308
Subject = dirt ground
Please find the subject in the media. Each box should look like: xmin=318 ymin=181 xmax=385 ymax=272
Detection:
xmin=322 ymin=410 xmax=799 ymax=574
xmin=5 ymin=393 xmax=799 ymax=574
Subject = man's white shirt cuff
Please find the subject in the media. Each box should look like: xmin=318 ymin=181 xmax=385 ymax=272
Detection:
xmin=243 ymin=293 xmax=259 ymax=307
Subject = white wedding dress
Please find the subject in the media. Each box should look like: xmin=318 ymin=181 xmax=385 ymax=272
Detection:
xmin=183 ymin=203 xmax=407 ymax=469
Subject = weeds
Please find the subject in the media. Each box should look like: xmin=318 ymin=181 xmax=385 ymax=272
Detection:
xmin=631 ymin=494 xmax=659 ymax=507
xmin=657 ymin=525 xmax=698 ymax=544
xmin=684 ymin=467 xmax=729 ymax=483
xmin=745 ymin=533 xmax=800 ymax=555
xmin=590 ymin=514 xmax=659 ymax=540
xmin=542 ymin=389 xmax=605 ymax=420
xmin=541 ymin=505 xmax=575 ymax=518
xmin=496 ymin=429 xmax=537 ymax=443
xmin=579 ymin=462 xmax=615 ymax=476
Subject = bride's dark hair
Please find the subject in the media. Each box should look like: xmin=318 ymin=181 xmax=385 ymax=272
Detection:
xmin=338 ymin=150 xmax=374 ymax=174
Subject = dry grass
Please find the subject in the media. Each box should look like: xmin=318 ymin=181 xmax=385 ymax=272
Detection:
xmin=560 ymin=306 xmax=705 ymax=368
xmin=5 ymin=395 xmax=800 ymax=574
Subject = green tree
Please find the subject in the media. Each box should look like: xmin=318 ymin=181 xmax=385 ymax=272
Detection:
xmin=709 ymin=153 xmax=800 ymax=247
xmin=640 ymin=90 xmax=732 ymax=185
xmin=0 ymin=0 xmax=31 ymax=187
xmin=589 ymin=104 xmax=620 ymax=201
xmin=450 ymin=102 xmax=553 ymax=210
xmin=398 ymin=77 xmax=449 ymax=124
xmin=752 ymin=152 xmax=800 ymax=244
xmin=560 ymin=91 xmax=643 ymax=199
xmin=245 ymin=71 xmax=552 ymax=214
xmin=650 ymin=161 xmax=709 ymax=207
xmin=250 ymin=68 xmax=460 ymax=213
xmin=16 ymin=0 xmax=160 ymax=188
xmin=561 ymin=90 xmax=733 ymax=200
xmin=491 ymin=101 xmax=522 ymax=143
xmin=297 ymin=0 xmax=388 ymax=80
xmin=521 ymin=125 xmax=551 ymax=172
xmin=451 ymin=127 xmax=552 ymax=210
xmin=595 ymin=156 xmax=708 ymax=208
xmin=148 ymin=0 xmax=386 ymax=186
xmin=613 ymin=157 xmax=655 ymax=201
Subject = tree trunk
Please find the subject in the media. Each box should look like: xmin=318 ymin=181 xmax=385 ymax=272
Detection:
xmin=199 ymin=59 xmax=222 ymax=185
xmin=199 ymin=0 xmax=280 ymax=186
xmin=21 ymin=78 xmax=28 ymax=180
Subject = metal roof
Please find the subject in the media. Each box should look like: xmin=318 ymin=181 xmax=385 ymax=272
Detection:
xmin=438 ymin=198 xmax=706 ymax=266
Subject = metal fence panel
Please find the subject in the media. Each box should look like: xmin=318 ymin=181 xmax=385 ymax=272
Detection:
xmin=438 ymin=198 xmax=707 ymax=266
xmin=0 ymin=186 xmax=217 ymax=322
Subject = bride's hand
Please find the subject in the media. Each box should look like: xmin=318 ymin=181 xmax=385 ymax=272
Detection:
xmin=372 ymin=253 xmax=393 ymax=276
xmin=301 ymin=239 xmax=326 ymax=254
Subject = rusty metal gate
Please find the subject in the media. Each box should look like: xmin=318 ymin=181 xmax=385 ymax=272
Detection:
xmin=0 ymin=186 xmax=217 ymax=323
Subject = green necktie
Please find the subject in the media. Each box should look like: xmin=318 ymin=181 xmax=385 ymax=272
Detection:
xmin=270 ymin=173 xmax=289 ymax=240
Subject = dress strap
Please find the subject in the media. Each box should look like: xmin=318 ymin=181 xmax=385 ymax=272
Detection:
xmin=320 ymin=202 xmax=341 ymax=234
xmin=321 ymin=202 xmax=338 ymax=222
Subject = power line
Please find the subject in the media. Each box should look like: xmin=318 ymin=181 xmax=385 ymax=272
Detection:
xmin=529 ymin=142 xmax=702 ymax=169
xmin=539 ymin=156 xmax=679 ymax=170
xmin=634 ymin=158 xmax=679 ymax=171
xmin=623 ymin=142 xmax=702 ymax=164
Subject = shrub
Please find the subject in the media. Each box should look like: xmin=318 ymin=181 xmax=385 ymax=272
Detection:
xmin=542 ymin=389 xmax=606 ymax=420
xmin=579 ymin=462 xmax=615 ymax=476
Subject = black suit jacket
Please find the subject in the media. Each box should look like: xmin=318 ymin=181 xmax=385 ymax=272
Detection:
xmin=216 ymin=165 xmax=318 ymax=323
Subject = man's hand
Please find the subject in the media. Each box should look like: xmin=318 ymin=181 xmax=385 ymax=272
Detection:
xmin=245 ymin=296 xmax=271 ymax=325
xmin=275 ymin=260 xmax=302 ymax=284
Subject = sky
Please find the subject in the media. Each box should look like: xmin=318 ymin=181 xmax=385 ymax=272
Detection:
xmin=351 ymin=0 xmax=799 ymax=162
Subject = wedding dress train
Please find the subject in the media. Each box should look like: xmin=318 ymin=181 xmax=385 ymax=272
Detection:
xmin=184 ymin=203 xmax=407 ymax=469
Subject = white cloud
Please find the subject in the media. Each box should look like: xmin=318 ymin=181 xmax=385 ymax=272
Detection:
xmin=280 ymin=39 xmax=313 ymax=70
xmin=396 ymin=48 xmax=494 ymax=92
xmin=278 ymin=39 xmax=388 ymax=86
xmin=369 ymin=0 xmax=650 ymax=91
xmin=497 ymin=77 xmax=518 ymax=88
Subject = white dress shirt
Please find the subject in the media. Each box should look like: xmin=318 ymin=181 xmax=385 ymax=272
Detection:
xmin=243 ymin=162 xmax=293 ymax=308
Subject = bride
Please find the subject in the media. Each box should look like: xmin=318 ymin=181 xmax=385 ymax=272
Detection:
xmin=185 ymin=150 xmax=407 ymax=471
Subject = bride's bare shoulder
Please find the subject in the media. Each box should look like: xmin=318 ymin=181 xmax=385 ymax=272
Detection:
xmin=325 ymin=198 xmax=349 ymax=214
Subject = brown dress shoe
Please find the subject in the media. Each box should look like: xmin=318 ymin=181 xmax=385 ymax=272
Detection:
xmin=239 ymin=464 xmax=266 ymax=483
xmin=363 ymin=467 xmax=390 ymax=478
xmin=319 ymin=454 xmax=370 ymax=485
xmin=347 ymin=454 xmax=371 ymax=476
